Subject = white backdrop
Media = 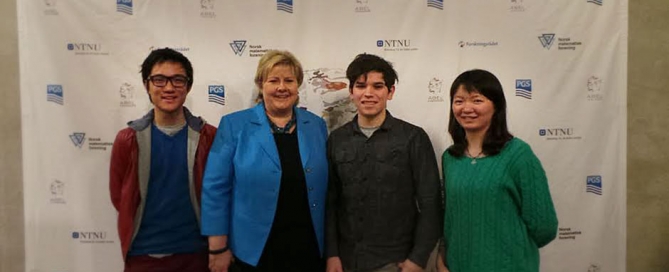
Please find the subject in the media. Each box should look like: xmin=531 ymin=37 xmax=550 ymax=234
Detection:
xmin=18 ymin=0 xmax=627 ymax=271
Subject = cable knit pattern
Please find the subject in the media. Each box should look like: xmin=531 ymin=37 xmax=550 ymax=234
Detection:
xmin=442 ymin=138 xmax=558 ymax=272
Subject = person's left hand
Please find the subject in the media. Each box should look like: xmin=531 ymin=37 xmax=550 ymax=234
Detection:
xmin=398 ymin=259 xmax=423 ymax=272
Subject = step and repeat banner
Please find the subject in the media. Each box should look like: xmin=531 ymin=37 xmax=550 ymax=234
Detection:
xmin=18 ymin=0 xmax=627 ymax=271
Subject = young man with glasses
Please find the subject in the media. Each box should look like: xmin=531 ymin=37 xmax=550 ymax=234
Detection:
xmin=110 ymin=48 xmax=217 ymax=272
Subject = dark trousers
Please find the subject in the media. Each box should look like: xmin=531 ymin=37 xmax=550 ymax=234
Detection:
xmin=124 ymin=252 xmax=208 ymax=272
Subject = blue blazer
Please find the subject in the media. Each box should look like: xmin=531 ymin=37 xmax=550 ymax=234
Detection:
xmin=201 ymin=103 xmax=329 ymax=266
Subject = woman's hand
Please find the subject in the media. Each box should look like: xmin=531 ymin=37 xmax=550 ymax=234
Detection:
xmin=208 ymin=250 xmax=233 ymax=272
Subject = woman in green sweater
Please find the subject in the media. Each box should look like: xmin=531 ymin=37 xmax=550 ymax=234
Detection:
xmin=438 ymin=69 xmax=558 ymax=272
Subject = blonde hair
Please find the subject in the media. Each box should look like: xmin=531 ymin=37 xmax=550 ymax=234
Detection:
xmin=254 ymin=50 xmax=304 ymax=102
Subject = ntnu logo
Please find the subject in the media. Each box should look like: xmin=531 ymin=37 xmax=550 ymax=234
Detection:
xmin=117 ymin=0 xmax=133 ymax=15
xmin=377 ymin=40 xmax=411 ymax=47
xmin=208 ymin=85 xmax=225 ymax=106
xmin=72 ymin=231 xmax=107 ymax=240
xmin=538 ymin=33 xmax=555 ymax=49
xmin=70 ymin=132 xmax=86 ymax=148
xmin=515 ymin=79 xmax=532 ymax=99
xmin=68 ymin=43 xmax=101 ymax=51
xmin=539 ymin=128 xmax=573 ymax=136
xmin=586 ymin=175 xmax=602 ymax=195
xmin=230 ymin=40 xmax=247 ymax=56
xmin=277 ymin=0 xmax=293 ymax=13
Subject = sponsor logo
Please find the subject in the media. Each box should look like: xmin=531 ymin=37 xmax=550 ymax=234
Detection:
xmin=539 ymin=33 xmax=583 ymax=50
xmin=558 ymin=226 xmax=582 ymax=240
xmin=538 ymin=34 xmax=556 ymax=49
xmin=277 ymin=0 xmax=293 ymax=13
xmin=376 ymin=39 xmax=418 ymax=52
xmin=510 ymin=0 xmax=525 ymax=12
xmin=50 ymin=179 xmax=66 ymax=204
xmin=47 ymin=85 xmax=64 ymax=105
xmin=586 ymin=175 xmax=602 ymax=195
xmin=72 ymin=231 xmax=114 ymax=244
xmin=69 ymin=132 xmax=113 ymax=151
xmin=230 ymin=40 xmax=247 ymax=56
xmin=515 ymin=79 xmax=532 ymax=99
xmin=587 ymin=76 xmax=603 ymax=101
xmin=70 ymin=132 xmax=86 ymax=148
xmin=67 ymin=43 xmax=109 ymax=56
xmin=44 ymin=0 xmax=59 ymax=15
xmin=539 ymin=128 xmax=582 ymax=140
xmin=427 ymin=0 xmax=443 ymax=10
xmin=208 ymin=85 xmax=226 ymax=106
xmin=588 ymin=264 xmax=601 ymax=272
xmin=119 ymin=83 xmax=136 ymax=107
xmin=458 ymin=40 xmax=499 ymax=48
xmin=117 ymin=0 xmax=133 ymax=15
xmin=149 ymin=46 xmax=190 ymax=52
xmin=427 ymin=78 xmax=444 ymax=102
xmin=230 ymin=40 xmax=273 ymax=57
xmin=201 ymin=0 xmax=216 ymax=18
xmin=355 ymin=0 xmax=370 ymax=13
xmin=587 ymin=0 xmax=602 ymax=6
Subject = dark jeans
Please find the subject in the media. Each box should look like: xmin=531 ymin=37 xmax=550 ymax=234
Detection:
xmin=124 ymin=252 xmax=208 ymax=272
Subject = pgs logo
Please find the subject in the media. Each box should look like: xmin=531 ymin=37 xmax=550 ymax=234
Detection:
xmin=427 ymin=0 xmax=443 ymax=10
xmin=208 ymin=85 xmax=226 ymax=106
xmin=117 ymin=0 xmax=132 ymax=15
xmin=277 ymin=0 xmax=293 ymax=13
xmin=586 ymin=175 xmax=602 ymax=195
xmin=515 ymin=79 xmax=532 ymax=99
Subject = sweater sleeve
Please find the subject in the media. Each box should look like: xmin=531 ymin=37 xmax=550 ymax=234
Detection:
xmin=515 ymin=144 xmax=558 ymax=248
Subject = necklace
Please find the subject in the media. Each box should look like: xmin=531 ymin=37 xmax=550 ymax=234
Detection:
xmin=269 ymin=113 xmax=296 ymax=134
xmin=465 ymin=149 xmax=485 ymax=165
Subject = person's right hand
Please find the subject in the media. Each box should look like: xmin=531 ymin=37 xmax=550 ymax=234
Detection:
xmin=326 ymin=256 xmax=344 ymax=272
xmin=209 ymin=250 xmax=233 ymax=272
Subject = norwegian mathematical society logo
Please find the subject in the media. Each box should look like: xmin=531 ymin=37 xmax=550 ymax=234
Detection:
xmin=70 ymin=132 xmax=86 ymax=148
xmin=539 ymin=33 xmax=555 ymax=49
xmin=47 ymin=85 xmax=64 ymax=105
xmin=586 ymin=175 xmax=602 ymax=195
xmin=230 ymin=40 xmax=247 ymax=56
xmin=117 ymin=0 xmax=132 ymax=15
xmin=515 ymin=79 xmax=532 ymax=99
xmin=208 ymin=85 xmax=226 ymax=106
xmin=277 ymin=0 xmax=293 ymax=13
xmin=427 ymin=0 xmax=443 ymax=10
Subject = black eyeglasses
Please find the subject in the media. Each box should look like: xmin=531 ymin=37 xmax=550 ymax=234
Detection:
xmin=146 ymin=75 xmax=190 ymax=87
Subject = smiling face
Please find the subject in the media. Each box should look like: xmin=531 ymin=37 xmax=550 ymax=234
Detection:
xmin=451 ymin=85 xmax=495 ymax=134
xmin=145 ymin=61 xmax=190 ymax=115
xmin=261 ymin=64 xmax=299 ymax=115
xmin=350 ymin=71 xmax=395 ymax=123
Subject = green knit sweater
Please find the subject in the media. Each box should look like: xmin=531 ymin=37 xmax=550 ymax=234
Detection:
xmin=442 ymin=138 xmax=558 ymax=272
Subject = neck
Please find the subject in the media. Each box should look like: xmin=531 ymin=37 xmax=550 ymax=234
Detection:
xmin=465 ymin=129 xmax=486 ymax=155
xmin=154 ymin=108 xmax=186 ymax=127
xmin=358 ymin=111 xmax=387 ymax=128
xmin=266 ymin=108 xmax=293 ymax=127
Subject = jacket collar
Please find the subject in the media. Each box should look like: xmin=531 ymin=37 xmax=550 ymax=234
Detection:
xmin=128 ymin=107 xmax=205 ymax=132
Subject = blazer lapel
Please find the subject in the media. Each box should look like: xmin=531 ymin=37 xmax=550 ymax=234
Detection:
xmin=251 ymin=104 xmax=281 ymax=168
xmin=296 ymin=110 xmax=311 ymax=169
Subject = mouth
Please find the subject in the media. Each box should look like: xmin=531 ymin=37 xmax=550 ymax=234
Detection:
xmin=161 ymin=95 xmax=178 ymax=102
xmin=361 ymin=101 xmax=378 ymax=105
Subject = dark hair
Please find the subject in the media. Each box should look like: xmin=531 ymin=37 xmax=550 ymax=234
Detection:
xmin=141 ymin=48 xmax=194 ymax=88
xmin=346 ymin=53 xmax=398 ymax=90
xmin=447 ymin=69 xmax=513 ymax=157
